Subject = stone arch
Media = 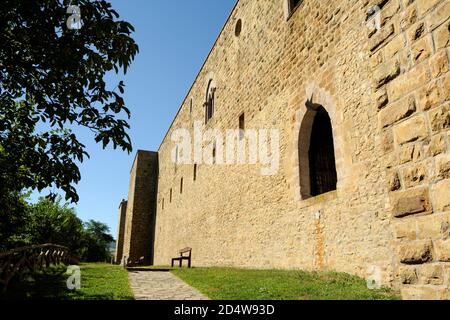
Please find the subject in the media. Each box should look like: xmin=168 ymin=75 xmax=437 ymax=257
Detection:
xmin=292 ymin=83 xmax=343 ymax=201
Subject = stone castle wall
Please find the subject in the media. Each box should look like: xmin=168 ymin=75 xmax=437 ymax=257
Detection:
xmin=121 ymin=151 xmax=159 ymax=266
xmin=119 ymin=0 xmax=450 ymax=299
xmin=115 ymin=200 xmax=127 ymax=264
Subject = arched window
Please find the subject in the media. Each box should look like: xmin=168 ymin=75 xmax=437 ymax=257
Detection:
xmin=298 ymin=104 xmax=337 ymax=198
xmin=205 ymin=79 xmax=216 ymax=124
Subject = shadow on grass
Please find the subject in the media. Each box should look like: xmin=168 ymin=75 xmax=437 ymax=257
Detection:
xmin=1 ymin=264 xmax=134 ymax=300
xmin=1 ymin=265 xmax=71 ymax=300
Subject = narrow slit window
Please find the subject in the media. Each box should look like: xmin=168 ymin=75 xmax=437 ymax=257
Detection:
xmin=193 ymin=164 xmax=197 ymax=181
xmin=170 ymin=188 xmax=172 ymax=203
xmin=180 ymin=178 xmax=183 ymax=194
xmin=205 ymin=79 xmax=215 ymax=124
xmin=239 ymin=113 xmax=245 ymax=140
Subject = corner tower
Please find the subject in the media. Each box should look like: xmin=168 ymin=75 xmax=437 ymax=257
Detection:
xmin=121 ymin=150 xmax=159 ymax=266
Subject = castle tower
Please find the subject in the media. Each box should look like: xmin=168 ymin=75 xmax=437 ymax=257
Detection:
xmin=115 ymin=199 xmax=127 ymax=264
xmin=121 ymin=150 xmax=159 ymax=266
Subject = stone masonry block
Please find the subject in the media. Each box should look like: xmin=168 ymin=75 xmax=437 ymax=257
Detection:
xmin=433 ymin=20 xmax=450 ymax=50
xmin=370 ymin=24 xmax=395 ymax=52
xmin=436 ymin=154 xmax=450 ymax=179
xmin=394 ymin=219 xmax=417 ymax=240
xmin=434 ymin=239 xmax=450 ymax=261
xmin=391 ymin=187 xmax=432 ymax=218
xmin=374 ymin=59 xmax=401 ymax=88
xmin=418 ymin=80 xmax=442 ymax=111
xmin=403 ymin=163 xmax=428 ymax=188
xmin=387 ymin=64 xmax=430 ymax=101
xmin=427 ymin=0 xmax=450 ymax=31
xmin=431 ymin=180 xmax=450 ymax=213
xmin=430 ymin=50 xmax=449 ymax=78
xmin=398 ymin=265 xmax=418 ymax=284
xmin=398 ymin=240 xmax=433 ymax=264
xmin=379 ymin=95 xmax=416 ymax=128
xmin=419 ymin=264 xmax=444 ymax=285
xmin=416 ymin=0 xmax=443 ymax=17
xmin=429 ymin=104 xmax=450 ymax=133
xmin=427 ymin=134 xmax=446 ymax=157
xmin=394 ymin=115 xmax=428 ymax=145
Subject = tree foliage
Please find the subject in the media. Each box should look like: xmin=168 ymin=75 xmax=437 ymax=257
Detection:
xmin=1 ymin=197 xmax=115 ymax=262
xmin=82 ymin=220 xmax=114 ymax=262
xmin=0 ymin=1 xmax=138 ymax=245
xmin=0 ymin=0 xmax=138 ymax=204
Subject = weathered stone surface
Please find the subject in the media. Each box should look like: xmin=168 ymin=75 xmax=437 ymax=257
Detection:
xmin=381 ymin=129 xmax=394 ymax=154
xmin=430 ymin=51 xmax=449 ymax=78
xmin=402 ymin=286 xmax=445 ymax=300
xmin=419 ymin=264 xmax=444 ymax=285
xmin=416 ymin=0 xmax=442 ymax=17
xmin=445 ymin=266 xmax=450 ymax=286
xmin=418 ymin=80 xmax=442 ymax=111
xmin=370 ymin=24 xmax=395 ymax=52
xmin=411 ymin=36 xmax=431 ymax=64
xmin=387 ymin=64 xmax=430 ymax=101
xmin=416 ymin=213 xmax=450 ymax=239
xmin=400 ymin=5 xmax=417 ymax=31
xmin=379 ymin=95 xmax=416 ymax=128
xmin=435 ymin=240 xmax=450 ymax=262
xmin=398 ymin=266 xmax=418 ymax=284
xmin=429 ymin=104 xmax=450 ymax=133
xmin=387 ymin=171 xmax=401 ymax=191
xmin=398 ymin=240 xmax=433 ymax=264
xmin=427 ymin=1 xmax=450 ymax=31
xmin=436 ymin=154 xmax=450 ymax=179
xmin=433 ymin=21 xmax=450 ymax=50
xmin=399 ymin=144 xmax=423 ymax=164
xmin=431 ymin=180 xmax=450 ymax=213
xmin=403 ymin=164 xmax=427 ymax=188
xmin=394 ymin=219 xmax=417 ymax=240
xmin=407 ymin=22 xmax=426 ymax=43
xmin=441 ymin=75 xmax=450 ymax=100
xmin=427 ymin=135 xmax=446 ymax=157
xmin=394 ymin=115 xmax=428 ymax=145
xmin=374 ymin=60 xmax=401 ymax=88
xmin=391 ymin=188 xmax=432 ymax=218
xmin=374 ymin=88 xmax=389 ymax=109
xmin=384 ymin=35 xmax=405 ymax=59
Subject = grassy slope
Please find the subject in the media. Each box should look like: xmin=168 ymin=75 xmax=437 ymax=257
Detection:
xmin=171 ymin=267 xmax=400 ymax=300
xmin=3 ymin=263 xmax=134 ymax=300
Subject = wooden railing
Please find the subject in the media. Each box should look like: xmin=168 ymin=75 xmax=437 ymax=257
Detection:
xmin=0 ymin=244 xmax=78 ymax=292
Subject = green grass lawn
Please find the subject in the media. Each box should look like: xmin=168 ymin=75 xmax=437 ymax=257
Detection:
xmin=171 ymin=267 xmax=400 ymax=300
xmin=3 ymin=263 xmax=134 ymax=300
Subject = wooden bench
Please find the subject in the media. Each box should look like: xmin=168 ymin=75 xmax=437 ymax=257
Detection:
xmin=171 ymin=247 xmax=192 ymax=268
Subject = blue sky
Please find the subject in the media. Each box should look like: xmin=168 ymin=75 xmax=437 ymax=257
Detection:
xmin=31 ymin=0 xmax=237 ymax=237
